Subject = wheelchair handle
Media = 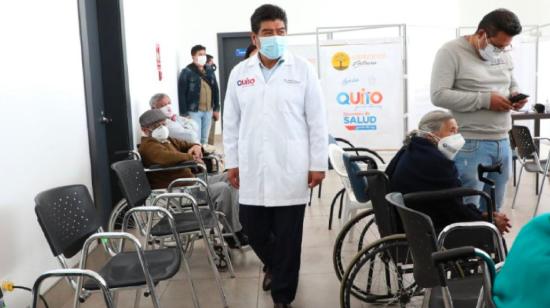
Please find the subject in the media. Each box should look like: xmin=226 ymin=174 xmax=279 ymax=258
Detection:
xmin=432 ymin=247 xmax=496 ymax=282
xmin=477 ymin=163 xmax=502 ymax=186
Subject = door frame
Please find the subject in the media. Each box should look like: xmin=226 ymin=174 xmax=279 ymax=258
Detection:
xmin=77 ymin=0 xmax=133 ymax=225
xmin=216 ymin=31 xmax=251 ymax=124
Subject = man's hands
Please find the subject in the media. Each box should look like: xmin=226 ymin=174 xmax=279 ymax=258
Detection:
xmin=227 ymin=168 xmax=239 ymax=189
xmin=489 ymin=92 xmax=528 ymax=112
xmin=213 ymin=111 xmax=220 ymax=121
xmin=308 ymin=171 xmax=325 ymax=188
xmin=493 ymin=212 xmax=512 ymax=234
xmin=510 ymin=91 xmax=528 ymax=111
xmin=187 ymin=144 xmax=203 ymax=161
xmin=489 ymin=93 xmax=513 ymax=112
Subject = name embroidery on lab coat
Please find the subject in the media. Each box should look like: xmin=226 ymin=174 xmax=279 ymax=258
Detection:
xmin=284 ymin=79 xmax=301 ymax=84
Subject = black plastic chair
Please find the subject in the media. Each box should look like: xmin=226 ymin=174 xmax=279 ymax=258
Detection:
xmin=510 ymin=125 xmax=550 ymax=216
xmin=388 ymin=192 xmax=497 ymax=308
xmin=111 ymin=159 xmax=231 ymax=307
xmin=34 ymin=185 xmax=184 ymax=308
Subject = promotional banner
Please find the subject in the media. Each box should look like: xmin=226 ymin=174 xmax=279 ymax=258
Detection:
xmin=320 ymin=38 xmax=405 ymax=149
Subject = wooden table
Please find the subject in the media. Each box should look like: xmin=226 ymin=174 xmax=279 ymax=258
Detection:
xmin=511 ymin=112 xmax=550 ymax=194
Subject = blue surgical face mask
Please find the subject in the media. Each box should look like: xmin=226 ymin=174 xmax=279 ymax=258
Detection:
xmin=259 ymin=35 xmax=287 ymax=60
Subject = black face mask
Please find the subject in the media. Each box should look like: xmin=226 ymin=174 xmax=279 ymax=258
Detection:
xmin=210 ymin=64 xmax=217 ymax=72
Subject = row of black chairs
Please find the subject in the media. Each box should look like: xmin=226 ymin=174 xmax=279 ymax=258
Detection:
xmin=33 ymin=157 xmax=234 ymax=308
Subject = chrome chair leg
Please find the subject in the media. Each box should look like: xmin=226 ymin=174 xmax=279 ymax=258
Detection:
xmin=511 ymin=165 xmax=524 ymax=209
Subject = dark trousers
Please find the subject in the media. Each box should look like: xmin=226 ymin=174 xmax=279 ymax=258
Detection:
xmin=239 ymin=204 xmax=306 ymax=304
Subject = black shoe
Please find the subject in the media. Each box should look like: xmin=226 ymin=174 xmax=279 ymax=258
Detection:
xmin=225 ymin=231 xmax=249 ymax=249
xmin=274 ymin=304 xmax=291 ymax=308
xmin=262 ymin=270 xmax=272 ymax=291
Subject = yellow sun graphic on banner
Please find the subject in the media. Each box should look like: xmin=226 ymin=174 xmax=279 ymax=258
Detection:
xmin=331 ymin=52 xmax=350 ymax=70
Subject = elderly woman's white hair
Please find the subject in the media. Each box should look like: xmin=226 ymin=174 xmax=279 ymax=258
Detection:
xmin=404 ymin=110 xmax=454 ymax=144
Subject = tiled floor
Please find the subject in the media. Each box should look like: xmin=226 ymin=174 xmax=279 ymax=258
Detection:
xmin=61 ymin=159 xmax=549 ymax=308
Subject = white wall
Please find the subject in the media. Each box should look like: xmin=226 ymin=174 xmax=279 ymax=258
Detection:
xmin=171 ymin=0 xmax=460 ymax=132
xmin=0 ymin=1 xmax=92 ymax=307
xmin=123 ymin=0 xmax=182 ymax=145
xmin=458 ymin=0 xmax=546 ymax=26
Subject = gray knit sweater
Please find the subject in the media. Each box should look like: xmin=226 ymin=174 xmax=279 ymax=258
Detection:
xmin=430 ymin=37 xmax=519 ymax=140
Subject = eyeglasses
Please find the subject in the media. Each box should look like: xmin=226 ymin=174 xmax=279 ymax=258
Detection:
xmin=484 ymin=34 xmax=513 ymax=53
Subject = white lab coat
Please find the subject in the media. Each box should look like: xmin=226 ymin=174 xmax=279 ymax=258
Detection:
xmin=223 ymin=52 xmax=328 ymax=206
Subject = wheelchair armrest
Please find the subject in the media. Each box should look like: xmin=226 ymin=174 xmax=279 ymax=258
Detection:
xmin=432 ymin=246 xmax=496 ymax=281
xmin=342 ymin=147 xmax=385 ymax=164
xmin=403 ymin=188 xmax=494 ymax=221
xmin=166 ymin=177 xmax=207 ymax=193
xmin=146 ymin=161 xmax=207 ymax=174
xmin=432 ymin=246 xmax=476 ymax=263
xmin=356 ymin=169 xmax=387 ymax=178
xmin=349 ymin=155 xmax=378 ymax=169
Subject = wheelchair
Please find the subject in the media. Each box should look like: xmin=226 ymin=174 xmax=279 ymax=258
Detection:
xmin=337 ymin=160 xmax=506 ymax=308
xmin=389 ymin=193 xmax=505 ymax=308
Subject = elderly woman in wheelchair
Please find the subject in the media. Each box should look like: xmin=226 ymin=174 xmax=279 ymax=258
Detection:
xmin=385 ymin=110 xmax=511 ymax=234
xmin=337 ymin=110 xmax=512 ymax=307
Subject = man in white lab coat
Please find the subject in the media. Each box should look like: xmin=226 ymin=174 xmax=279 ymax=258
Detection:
xmin=223 ymin=4 xmax=328 ymax=308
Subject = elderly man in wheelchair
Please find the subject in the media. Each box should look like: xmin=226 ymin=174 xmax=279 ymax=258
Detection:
xmin=137 ymin=109 xmax=248 ymax=248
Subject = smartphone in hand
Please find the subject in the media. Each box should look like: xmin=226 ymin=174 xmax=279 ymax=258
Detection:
xmin=509 ymin=93 xmax=529 ymax=103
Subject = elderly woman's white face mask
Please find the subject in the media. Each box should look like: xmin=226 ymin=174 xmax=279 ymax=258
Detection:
xmin=418 ymin=130 xmax=465 ymax=160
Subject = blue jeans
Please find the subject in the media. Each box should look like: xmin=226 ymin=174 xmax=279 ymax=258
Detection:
xmin=188 ymin=111 xmax=213 ymax=144
xmin=454 ymin=139 xmax=512 ymax=212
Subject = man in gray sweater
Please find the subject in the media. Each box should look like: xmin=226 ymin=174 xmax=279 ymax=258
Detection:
xmin=430 ymin=9 xmax=527 ymax=213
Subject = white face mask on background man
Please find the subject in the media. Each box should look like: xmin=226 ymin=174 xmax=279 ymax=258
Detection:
xmin=195 ymin=55 xmax=207 ymax=66
xmin=152 ymin=125 xmax=170 ymax=141
xmin=159 ymin=105 xmax=173 ymax=118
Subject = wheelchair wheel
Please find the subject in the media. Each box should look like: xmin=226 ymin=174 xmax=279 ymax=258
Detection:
xmin=333 ymin=209 xmax=379 ymax=281
xmin=107 ymin=199 xmax=157 ymax=234
xmin=340 ymin=234 xmax=421 ymax=308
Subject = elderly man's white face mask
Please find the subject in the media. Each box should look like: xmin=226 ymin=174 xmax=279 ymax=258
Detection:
xmin=151 ymin=125 xmax=169 ymax=141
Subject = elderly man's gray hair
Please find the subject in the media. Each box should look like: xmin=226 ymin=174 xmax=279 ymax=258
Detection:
xmin=149 ymin=93 xmax=168 ymax=108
